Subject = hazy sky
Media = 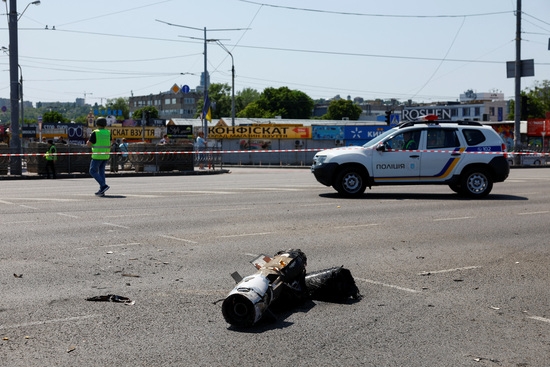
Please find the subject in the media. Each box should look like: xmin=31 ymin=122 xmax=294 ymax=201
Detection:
xmin=1 ymin=0 xmax=549 ymax=106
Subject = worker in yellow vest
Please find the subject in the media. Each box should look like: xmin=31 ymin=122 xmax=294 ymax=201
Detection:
xmin=44 ymin=139 xmax=57 ymax=179
xmin=87 ymin=117 xmax=111 ymax=196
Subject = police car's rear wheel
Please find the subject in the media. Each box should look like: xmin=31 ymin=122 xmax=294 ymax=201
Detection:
xmin=460 ymin=169 xmax=493 ymax=198
xmin=334 ymin=168 xmax=367 ymax=197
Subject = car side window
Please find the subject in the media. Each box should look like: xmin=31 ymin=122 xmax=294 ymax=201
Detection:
xmin=427 ymin=130 xmax=460 ymax=149
xmin=385 ymin=130 xmax=420 ymax=150
xmin=462 ymin=129 xmax=486 ymax=146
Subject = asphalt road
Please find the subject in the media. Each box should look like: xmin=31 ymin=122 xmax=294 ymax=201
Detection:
xmin=1 ymin=167 xmax=549 ymax=367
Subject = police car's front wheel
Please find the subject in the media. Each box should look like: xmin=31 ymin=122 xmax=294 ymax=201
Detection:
xmin=334 ymin=168 xmax=367 ymax=197
xmin=459 ymin=169 xmax=493 ymax=198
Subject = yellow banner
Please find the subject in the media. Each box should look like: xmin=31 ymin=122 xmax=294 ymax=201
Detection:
xmin=108 ymin=127 xmax=157 ymax=139
xmin=208 ymin=125 xmax=311 ymax=139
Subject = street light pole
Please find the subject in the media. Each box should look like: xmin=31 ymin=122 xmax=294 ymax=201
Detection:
xmin=216 ymin=41 xmax=235 ymax=127
xmin=5 ymin=0 xmax=40 ymax=175
xmin=19 ymin=65 xmax=23 ymax=128
xmin=8 ymin=0 xmax=21 ymax=175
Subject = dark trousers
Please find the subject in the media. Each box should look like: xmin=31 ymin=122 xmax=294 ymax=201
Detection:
xmin=45 ymin=160 xmax=56 ymax=179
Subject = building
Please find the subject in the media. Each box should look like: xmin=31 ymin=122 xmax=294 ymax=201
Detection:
xmin=129 ymin=90 xmax=203 ymax=120
xmin=402 ymin=91 xmax=508 ymax=122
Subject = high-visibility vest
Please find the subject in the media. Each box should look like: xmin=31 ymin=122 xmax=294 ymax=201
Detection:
xmin=45 ymin=145 xmax=57 ymax=161
xmin=91 ymin=129 xmax=111 ymax=160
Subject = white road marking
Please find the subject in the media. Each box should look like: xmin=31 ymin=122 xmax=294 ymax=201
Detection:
xmin=104 ymin=213 xmax=151 ymax=218
xmin=14 ymin=198 xmax=81 ymax=202
xmin=0 ymin=199 xmax=14 ymax=205
xmin=434 ymin=216 xmax=473 ymax=222
xmin=518 ymin=211 xmax=549 ymax=216
xmin=528 ymin=316 xmax=550 ymax=324
xmin=155 ymin=190 xmax=234 ymax=195
xmin=298 ymin=203 xmax=336 ymax=207
xmin=356 ymin=278 xmax=419 ymax=293
xmin=102 ymin=242 xmax=142 ymax=248
xmin=57 ymin=213 xmax=80 ymax=218
xmin=0 ymin=314 xmax=102 ymax=330
xmin=19 ymin=205 xmax=39 ymax=210
xmin=159 ymin=234 xmax=198 ymax=244
xmin=102 ymin=222 xmax=130 ymax=229
xmin=419 ymin=265 xmax=481 ymax=276
xmin=334 ymin=224 xmax=379 ymax=229
xmin=218 ymin=232 xmax=274 ymax=238
xmin=209 ymin=207 xmax=254 ymax=212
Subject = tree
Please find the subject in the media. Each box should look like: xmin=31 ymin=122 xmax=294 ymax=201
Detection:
xmin=42 ymin=110 xmax=66 ymax=123
xmin=236 ymin=87 xmax=260 ymax=111
xmin=325 ymin=99 xmax=363 ymax=120
xmin=106 ymin=97 xmax=130 ymax=120
xmin=238 ymin=87 xmax=313 ymax=119
xmin=508 ymin=80 xmax=550 ymax=120
xmin=195 ymin=83 xmax=232 ymax=120
xmin=132 ymin=106 xmax=159 ymax=123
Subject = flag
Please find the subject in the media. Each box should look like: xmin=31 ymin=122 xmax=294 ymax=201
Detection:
xmin=205 ymin=107 xmax=212 ymax=122
xmin=201 ymin=94 xmax=210 ymax=120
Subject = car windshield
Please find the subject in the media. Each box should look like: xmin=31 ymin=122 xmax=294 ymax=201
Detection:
xmin=363 ymin=128 xmax=398 ymax=148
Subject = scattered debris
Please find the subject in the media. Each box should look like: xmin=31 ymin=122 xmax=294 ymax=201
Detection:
xmin=305 ymin=266 xmax=361 ymax=302
xmin=222 ymin=249 xmax=361 ymax=328
xmin=86 ymin=294 xmax=135 ymax=305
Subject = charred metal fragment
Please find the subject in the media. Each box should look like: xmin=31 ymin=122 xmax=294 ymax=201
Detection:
xmin=305 ymin=266 xmax=362 ymax=302
xmin=222 ymin=250 xmax=362 ymax=328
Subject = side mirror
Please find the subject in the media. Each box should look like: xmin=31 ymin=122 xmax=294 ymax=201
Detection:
xmin=376 ymin=144 xmax=386 ymax=152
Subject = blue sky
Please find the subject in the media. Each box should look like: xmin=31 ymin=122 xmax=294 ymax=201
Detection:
xmin=1 ymin=0 xmax=549 ymax=106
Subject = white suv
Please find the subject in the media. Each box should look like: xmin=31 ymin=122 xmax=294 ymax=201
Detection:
xmin=311 ymin=120 xmax=509 ymax=198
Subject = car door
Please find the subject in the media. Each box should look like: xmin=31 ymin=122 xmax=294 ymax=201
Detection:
xmin=419 ymin=128 xmax=462 ymax=181
xmin=371 ymin=129 xmax=422 ymax=183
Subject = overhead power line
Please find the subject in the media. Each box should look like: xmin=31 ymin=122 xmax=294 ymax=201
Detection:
xmin=238 ymin=0 xmax=513 ymax=18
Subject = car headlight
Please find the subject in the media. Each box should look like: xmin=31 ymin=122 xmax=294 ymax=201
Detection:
xmin=313 ymin=155 xmax=327 ymax=166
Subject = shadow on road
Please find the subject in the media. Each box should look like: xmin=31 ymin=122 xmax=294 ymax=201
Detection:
xmin=319 ymin=192 xmax=528 ymax=201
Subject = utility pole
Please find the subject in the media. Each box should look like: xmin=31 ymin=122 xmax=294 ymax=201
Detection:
xmin=513 ymin=0 xmax=522 ymax=161
xmin=155 ymin=20 xmax=248 ymax=135
xmin=8 ymin=0 xmax=21 ymax=175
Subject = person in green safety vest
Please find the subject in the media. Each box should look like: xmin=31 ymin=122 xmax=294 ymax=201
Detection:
xmin=44 ymin=139 xmax=57 ymax=179
xmin=87 ymin=117 xmax=111 ymax=196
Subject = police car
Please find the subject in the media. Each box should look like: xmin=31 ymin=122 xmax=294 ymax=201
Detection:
xmin=311 ymin=117 xmax=510 ymax=198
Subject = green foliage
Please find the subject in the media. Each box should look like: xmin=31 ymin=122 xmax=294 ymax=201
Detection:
xmin=508 ymin=80 xmax=550 ymax=119
xmin=325 ymin=99 xmax=362 ymax=120
xmin=106 ymin=97 xmax=130 ymax=120
xmin=132 ymin=106 xmax=158 ymax=120
xmin=238 ymin=87 xmax=313 ymax=119
xmin=195 ymin=83 xmax=233 ymax=119
xmin=236 ymin=88 xmax=260 ymax=111
xmin=42 ymin=110 xmax=67 ymax=123
xmin=237 ymin=102 xmax=274 ymax=118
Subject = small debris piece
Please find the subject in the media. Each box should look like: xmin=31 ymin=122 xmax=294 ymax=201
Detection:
xmin=489 ymin=306 xmax=500 ymax=310
xmin=13 ymin=274 xmax=23 ymax=278
xmin=86 ymin=294 xmax=134 ymax=305
xmin=121 ymin=273 xmax=140 ymax=278
xmin=67 ymin=346 xmax=76 ymax=353
xmin=2 ymin=337 xmax=9 ymax=341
